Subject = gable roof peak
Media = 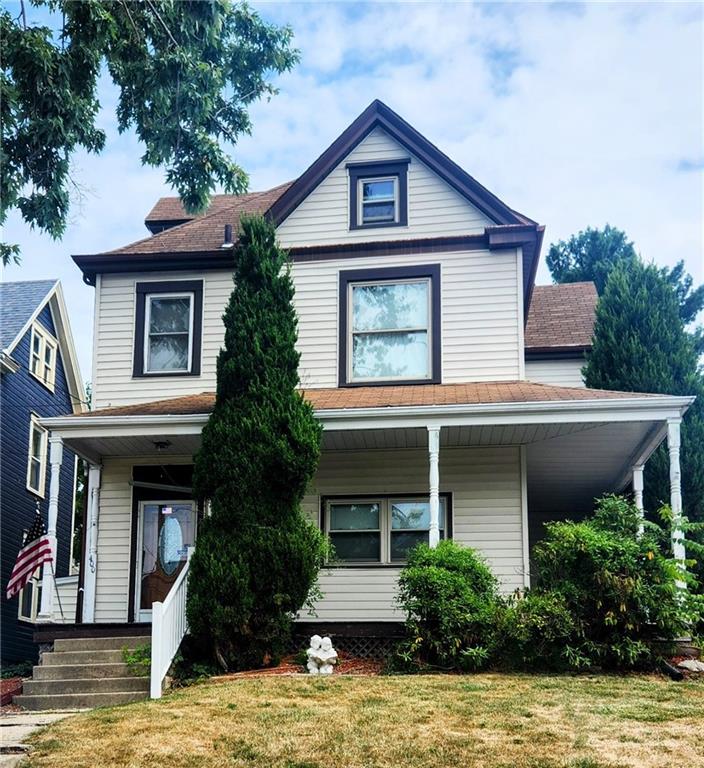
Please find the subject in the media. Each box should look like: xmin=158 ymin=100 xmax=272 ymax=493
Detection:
xmin=268 ymin=98 xmax=534 ymax=230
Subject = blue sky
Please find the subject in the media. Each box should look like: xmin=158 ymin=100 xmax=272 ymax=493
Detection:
xmin=2 ymin=1 xmax=703 ymax=382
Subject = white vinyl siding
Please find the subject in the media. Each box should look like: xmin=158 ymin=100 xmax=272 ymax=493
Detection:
xmin=51 ymin=576 xmax=79 ymax=623
xmin=525 ymin=359 xmax=585 ymax=388
xmin=92 ymin=246 xmax=521 ymax=407
xmin=295 ymin=248 xmax=521 ymax=389
xmin=299 ymin=446 xmax=523 ymax=622
xmin=276 ymin=127 xmax=492 ymax=246
xmin=92 ymin=272 xmax=232 ymax=409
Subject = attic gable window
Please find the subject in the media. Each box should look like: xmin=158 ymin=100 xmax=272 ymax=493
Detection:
xmin=29 ymin=323 xmax=58 ymax=392
xmin=339 ymin=264 xmax=441 ymax=386
xmin=348 ymin=159 xmax=409 ymax=230
xmin=133 ymin=280 xmax=203 ymax=378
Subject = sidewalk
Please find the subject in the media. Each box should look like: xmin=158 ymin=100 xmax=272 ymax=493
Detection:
xmin=0 ymin=712 xmax=72 ymax=767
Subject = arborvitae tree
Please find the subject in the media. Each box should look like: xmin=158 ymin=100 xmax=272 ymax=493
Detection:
xmin=584 ymin=260 xmax=704 ymax=528
xmin=186 ymin=215 xmax=325 ymax=670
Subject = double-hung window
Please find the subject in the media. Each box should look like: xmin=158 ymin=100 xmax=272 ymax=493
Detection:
xmin=27 ymin=416 xmax=48 ymax=496
xmin=18 ymin=570 xmax=41 ymax=623
xmin=29 ymin=324 xmax=58 ymax=391
xmin=339 ymin=265 xmax=441 ymax=386
xmin=145 ymin=293 xmax=193 ymax=374
xmin=348 ymin=160 xmax=409 ymax=230
xmin=133 ymin=281 xmax=203 ymax=377
xmin=325 ymin=496 xmax=449 ymax=564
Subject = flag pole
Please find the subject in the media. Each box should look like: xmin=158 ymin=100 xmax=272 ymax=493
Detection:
xmin=50 ymin=559 xmax=65 ymax=622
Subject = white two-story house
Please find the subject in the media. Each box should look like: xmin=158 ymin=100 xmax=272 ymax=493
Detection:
xmin=37 ymin=101 xmax=692 ymax=683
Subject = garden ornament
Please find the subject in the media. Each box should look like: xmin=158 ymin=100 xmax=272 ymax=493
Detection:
xmin=306 ymin=634 xmax=338 ymax=675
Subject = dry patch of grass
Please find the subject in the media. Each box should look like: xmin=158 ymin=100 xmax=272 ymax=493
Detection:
xmin=25 ymin=673 xmax=703 ymax=768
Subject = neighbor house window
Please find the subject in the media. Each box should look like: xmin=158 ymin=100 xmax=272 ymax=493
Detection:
xmin=133 ymin=281 xmax=203 ymax=377
xmin=26 ymin=416 xmax=48 ymax=497
xmin=339 ymin=265 xmax=441 ymax=386
xmin=29 ymin=323 xmax=58 ymax=391
xmin=325 ymin=495 xmax=449 ymax=564
xmin=18 ymin=570 xmax=41 ymax=623
xmin=348 ymin=160 xmax=409 ymax=230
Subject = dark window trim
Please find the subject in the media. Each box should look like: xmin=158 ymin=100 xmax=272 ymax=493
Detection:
xmin=320 ymin=492 xmax=453 ymax=568
xmin=133 ymin=280 xmax=203 ymax=378
xmin=338 ymin=264 xmax=441 ymax=387
xmin=348 ymin=159 xmax=409 ymax=230
xmin=525 ymin=347 xmax=588 ymax=361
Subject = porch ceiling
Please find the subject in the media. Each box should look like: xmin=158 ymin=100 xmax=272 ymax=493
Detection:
xmin=59 ymin=433 xmax=202 ymax=463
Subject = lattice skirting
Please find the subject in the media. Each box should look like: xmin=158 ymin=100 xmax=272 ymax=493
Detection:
xmin=293 ymin=623 xmax=404 ymax=659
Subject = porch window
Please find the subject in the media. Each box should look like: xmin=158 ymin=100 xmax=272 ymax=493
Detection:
xmin=325 ymin=495 xmax=448 ymax=564
xmin=29 ymin=323 xmax=58 ymax=391
xmin=26 ymin=416 xmax=48 ymax=497
xmin=339 ymin=265 xmax=441 ymax=386
xmin=133 ymin=280 xmax=203 ymax=377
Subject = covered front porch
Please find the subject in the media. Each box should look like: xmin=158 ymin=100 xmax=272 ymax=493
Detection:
xmin=39 ymin=382 xmax=693 ymax=630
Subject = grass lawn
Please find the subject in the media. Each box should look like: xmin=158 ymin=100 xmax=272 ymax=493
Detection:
xmin=25 ymin=673 xmax=703 ymax=768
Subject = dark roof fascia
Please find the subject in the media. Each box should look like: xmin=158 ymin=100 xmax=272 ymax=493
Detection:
xmin=525 ymin=346 xmax=589 ymax=361
xmin=72 ymin=251 xmax=235 ymax=286
xmin=72 ymin=226 xmax=543 ymax=314
xmin=267 ymin=100 xmax=526 ymax=228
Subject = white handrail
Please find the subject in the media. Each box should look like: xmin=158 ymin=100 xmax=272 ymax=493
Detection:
xmin=150 ymin=547 xmax=194 ymax=699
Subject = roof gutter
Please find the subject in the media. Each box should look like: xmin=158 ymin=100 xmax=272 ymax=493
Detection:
xmin=41 ymin=395 xmax=694 ymax=433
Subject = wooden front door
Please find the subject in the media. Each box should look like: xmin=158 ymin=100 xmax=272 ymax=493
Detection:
xmin=136 ymin=501 xmax=196 ymax=621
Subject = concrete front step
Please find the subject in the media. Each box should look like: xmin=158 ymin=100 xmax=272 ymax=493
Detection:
xmin=14 ymin=690 xmax=148 ymax=711
xmin=42 ymin=649 xmax=124 ymax=666
xmin=33 ymin=662 xmax=134 ymax=680
xmin=23 ymin=676 xmax=150 ymax=695
xmin=53 ymin=636 xmax=148 ymax=653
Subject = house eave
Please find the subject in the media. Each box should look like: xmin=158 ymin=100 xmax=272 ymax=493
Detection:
xmin=41 ymin=394 xmax=694 ymax=436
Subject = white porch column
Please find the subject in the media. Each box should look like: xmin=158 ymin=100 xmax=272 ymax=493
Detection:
xmin=667 ymin=419 xmax=686 ymax=580
xmin=82 ymin=463 xmax=102 ymax=623
xmin=38 ymin=436 xmax=63 ymax=622
xmin=428 ymin=426 xmax=441 ymax=548
xmin=633 ymin=464 xmax=645 ymax=536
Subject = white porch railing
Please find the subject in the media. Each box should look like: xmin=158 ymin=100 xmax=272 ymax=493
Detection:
xmin=150 ymin=547 xmax=194 ymax=699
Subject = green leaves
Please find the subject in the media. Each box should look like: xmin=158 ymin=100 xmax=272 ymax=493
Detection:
xmin=187 ymin=215 xmax=324 ymax=670
xmin=1 ymin=1 xmax=299 ymax=263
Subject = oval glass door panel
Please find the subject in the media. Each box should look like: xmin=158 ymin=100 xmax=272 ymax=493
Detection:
xmin=158 ymin=515 xmax=184 ymax=575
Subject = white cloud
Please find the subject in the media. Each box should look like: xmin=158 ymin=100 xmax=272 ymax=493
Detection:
xmin=3 ymin=1 xmax=702 ymax=380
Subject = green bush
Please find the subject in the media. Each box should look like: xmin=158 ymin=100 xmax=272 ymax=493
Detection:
xmin=186 ymin=215 xmax=326 ymax=670
xmin=497 ymin=591 xmax=577 ymax=671
xmin=395 ymin=540 xmax=500 ymax=671
xmin=529 ymin=495 xmax=703 ymax=669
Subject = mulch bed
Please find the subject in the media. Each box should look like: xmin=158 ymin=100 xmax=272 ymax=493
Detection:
xmin=212 ymin=652 xmax=384 ymax=681
xmin=0 ymin=677 xmax=23 ymax=707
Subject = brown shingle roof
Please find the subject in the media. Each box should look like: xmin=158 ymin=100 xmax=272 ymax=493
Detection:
xmin=108 ymin=182 xmax=293 ymax=256
xmin=72 ymin=380 xmax=654 ymax=419
xmin=525 ymin=282 xmax=597 ymax=351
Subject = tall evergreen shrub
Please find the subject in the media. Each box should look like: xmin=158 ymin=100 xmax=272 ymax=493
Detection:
xmin=186 ymin=215 xmax=326 ymax=670
xmin=583 ymin=260 xmax=704 ymax=528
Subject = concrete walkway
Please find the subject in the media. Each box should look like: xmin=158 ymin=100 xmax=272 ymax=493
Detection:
xmin=0 ymin=712 xmax=73 ymax=767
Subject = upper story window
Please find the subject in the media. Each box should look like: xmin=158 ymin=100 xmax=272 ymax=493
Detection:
xmin=339 ymin=265 xmax=441 ymax=386
xmin=325 ymin=495 xmax=449 ymax=564
xmin=29 ymin=323 xmax=58 ymax=391
xmin=27 ymin=415 xmax=48 ymax=497
xmin=347 ymin=159 xmax=409 ymax=230
xmin=133 ymin=280 xmax=203 ymax=378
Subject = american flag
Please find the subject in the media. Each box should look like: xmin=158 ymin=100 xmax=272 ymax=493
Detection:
xmin=6 ymin=509 xmax=52 ymax=600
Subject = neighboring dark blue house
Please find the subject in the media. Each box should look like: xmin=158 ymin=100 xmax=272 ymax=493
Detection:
xmin=1 ymin=280 xmax=85 ymax=664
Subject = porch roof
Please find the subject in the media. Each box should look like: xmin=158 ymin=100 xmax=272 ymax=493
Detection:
xmin=63 ymin=380 xmax=663 ymax=420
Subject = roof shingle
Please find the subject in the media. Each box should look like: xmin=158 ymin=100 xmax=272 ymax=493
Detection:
xmin=0 ymin=279 xmax=57 ymax=350
xmin=72 ymin=380 xmax=654 ymax=419
xmin=109 ymin=182 xmax=292 ymax=256
xmin=525 ymin=282 xmax=597 ymax=351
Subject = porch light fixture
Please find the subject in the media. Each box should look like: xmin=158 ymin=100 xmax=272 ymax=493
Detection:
xmin=221 ymin=224 xmax=234 ymax=248
xmin=153 ymin=440 xmax=172 ymax=452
